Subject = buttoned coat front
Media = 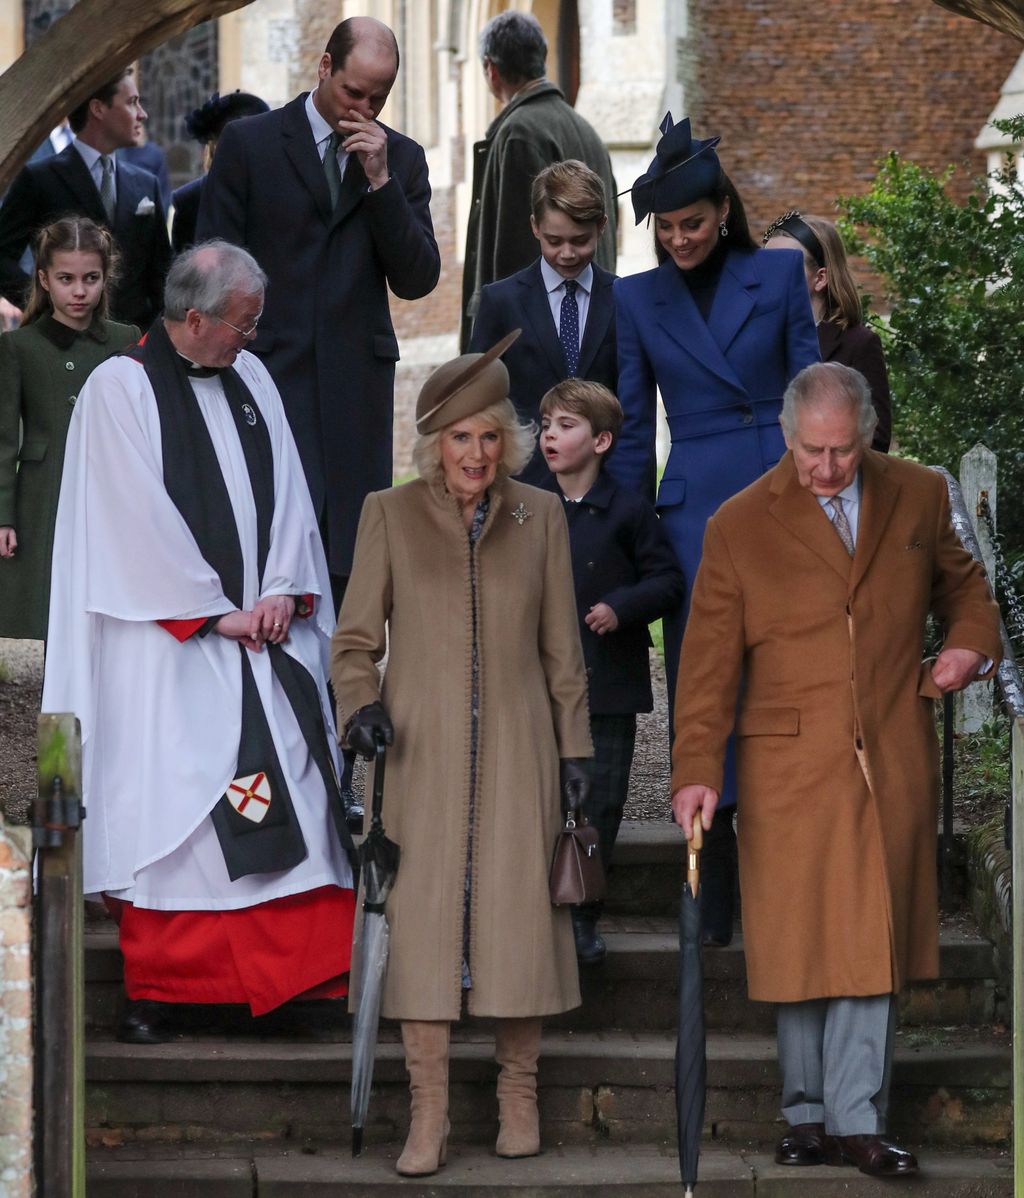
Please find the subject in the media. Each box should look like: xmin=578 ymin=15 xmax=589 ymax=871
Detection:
xmin=331 ymin=476 xmax=592 ymax=1021
xmin=0 ymin=315 xmax=139 ymax=639
xmin=671 ymin=450 xmax=1002 ymax=1003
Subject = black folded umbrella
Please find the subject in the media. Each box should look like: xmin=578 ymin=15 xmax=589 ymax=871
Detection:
xmin=676 ymin=819 xmax=706 ymax=1196
xmin=350 ymin=734 xmax=400 ymax=1157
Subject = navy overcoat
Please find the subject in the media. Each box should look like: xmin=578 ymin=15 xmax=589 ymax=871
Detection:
xmin=610 ymin=246 xmax=819 ymax=801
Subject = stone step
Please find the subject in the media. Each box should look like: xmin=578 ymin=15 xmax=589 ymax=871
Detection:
xmin=83 ymin=921 xmax=1000 ymax=1034
xmin=85 ymin=1027 xmax=1011 ymax=1150
xmin=85 ymin=1141 xmax=1014 ymax=1196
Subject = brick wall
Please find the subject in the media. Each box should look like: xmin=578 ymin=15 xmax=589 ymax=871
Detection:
xmin=680 ymin=0 xmax=1020 ymax=238
xmin=0 ymin=827 xmax=32 ymax=1197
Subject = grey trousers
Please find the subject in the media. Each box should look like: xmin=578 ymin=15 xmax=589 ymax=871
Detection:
xmin=777 ymin=994 xmax=896 ymax=1135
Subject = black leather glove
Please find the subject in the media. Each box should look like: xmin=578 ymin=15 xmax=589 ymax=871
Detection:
xmin=344 ymin=701 xmax=394 ymax=760
xmin=560 ymin=757 xmax=590 ymax=813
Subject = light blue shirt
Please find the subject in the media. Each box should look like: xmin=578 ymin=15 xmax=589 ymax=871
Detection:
xmin=73 ymin=137 xmax=115 ymax=204
xmin=540 ymin=258 xmax=593 ymax=348
xmin=305 ymin=91 xmax=350 ymax=182
xmin=817 ymin=474 xmax=861 ymax=545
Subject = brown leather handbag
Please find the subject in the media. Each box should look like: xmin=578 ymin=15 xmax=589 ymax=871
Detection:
xmin=549 ymin=808 xmax=606 ymax=906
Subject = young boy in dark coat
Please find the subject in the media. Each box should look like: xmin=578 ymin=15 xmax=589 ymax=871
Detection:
xmin=539 ymin=380 xmax=684 ymax=963
xmin=469 ymin=159 xmax=617 ymax=486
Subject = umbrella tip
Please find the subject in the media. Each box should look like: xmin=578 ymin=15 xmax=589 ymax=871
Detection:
xmin=352 ymin=1127 xmax=364 ymax=1157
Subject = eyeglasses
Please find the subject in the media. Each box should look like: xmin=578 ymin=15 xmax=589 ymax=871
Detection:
xmin=213 ymin=310 xmax=262 ymax=338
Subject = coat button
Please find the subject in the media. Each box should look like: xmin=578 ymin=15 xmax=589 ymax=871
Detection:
xmin=68 ymin=394 xmax=77 ymax=406
xmin=586 ymin=560 xmax=595 ymax=569
xmin=739 ymin=403 xmax=753 ymax=424
xmin=586 ymin=667 xmax=593 ymax=678
xmin=65 ymin=361 xmax=75 ymax=371
xmin=856 ymin=736 xmax=864 ymax=750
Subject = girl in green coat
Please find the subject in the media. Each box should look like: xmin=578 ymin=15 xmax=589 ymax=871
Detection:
xmin=0 ymin=217 xmax=139 ymax=640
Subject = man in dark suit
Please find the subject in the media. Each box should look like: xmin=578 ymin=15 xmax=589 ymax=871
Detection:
xmin=462 ymin=10 xmax=616 ymax=350
xmin=197 ymin=15 xmax=439 ymax=594
xmin=469 ymin=160 xmax=617 ymax=486
xmin=0 ymin=70 xmax=170 ymax=330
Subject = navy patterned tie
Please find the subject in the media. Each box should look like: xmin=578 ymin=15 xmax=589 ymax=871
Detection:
xmin=559 ymin=279 xmax=580 ymax=377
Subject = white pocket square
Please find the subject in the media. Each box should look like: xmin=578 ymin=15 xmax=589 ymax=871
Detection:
xmin=134 ymin=197 xmax=156 ymax=216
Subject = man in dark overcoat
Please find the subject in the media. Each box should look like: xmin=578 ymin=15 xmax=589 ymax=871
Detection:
xmin=0 ymin=70 xmax=170 ymax=330
xmin=461 ymin=10 xmax=616 ymax=349
xmin=197 ymin=16 xmax=440 ymax=591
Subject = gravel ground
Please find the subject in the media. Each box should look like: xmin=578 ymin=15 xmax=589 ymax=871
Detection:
xmin=0 ymin=640 xmax=673 ymax=827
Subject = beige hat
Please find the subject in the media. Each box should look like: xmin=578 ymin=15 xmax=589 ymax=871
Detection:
xmin=415 ymin=330 xmax=521 ymax=434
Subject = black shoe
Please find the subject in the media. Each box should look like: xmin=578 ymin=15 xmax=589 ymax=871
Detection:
xmin=702 ymin=929 xmax=733 ymax=948
xmin=342 ymin=787 xmax=364 ymax=833
xmin=775 ymin=1122 xmax=833 ymax=1166
xmin=825 ymin=1134 xmax=919 ymax=1177
xmin=117 ymin=999 xmax=173 ymax=1044
xmin=571 ymin=911 xmax=606 ymax=965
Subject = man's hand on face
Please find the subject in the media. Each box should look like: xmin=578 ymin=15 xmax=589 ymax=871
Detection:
xmin=338 ymin=110 xmax=389 ymax=189
xmin=931 ymin=647 xmax=987 ymax=693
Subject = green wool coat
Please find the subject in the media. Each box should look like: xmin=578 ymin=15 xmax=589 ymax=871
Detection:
xmin=460 ymin=80 xmax=617 ymax=349
xmin=0 ymin=315 xmax=139 ymax=639
xmin=331 ymin=476 xmax=592 ymax=1021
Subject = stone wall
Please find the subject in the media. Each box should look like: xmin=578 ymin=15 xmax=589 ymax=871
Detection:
xmin=0 ymin=825 xmax=32 ymax=1198
xmin=679 ymin=0 xmax=1021 ymax=238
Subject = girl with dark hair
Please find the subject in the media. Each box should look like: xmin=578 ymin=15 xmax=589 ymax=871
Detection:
xmin=612 ymin=116 xmax=820 ymax=947
xmin=763 ymin=211 xmax=892 ymax=451
xmin=0 ymin=216 xmax=138 ymax=639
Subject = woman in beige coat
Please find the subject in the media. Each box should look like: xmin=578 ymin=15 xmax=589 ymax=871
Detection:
xmin=331 ymin=333 xmax=592 ymax=1177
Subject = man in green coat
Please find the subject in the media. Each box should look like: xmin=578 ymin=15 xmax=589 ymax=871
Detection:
xmin=460 ymin=11 xmax=617 ymax=350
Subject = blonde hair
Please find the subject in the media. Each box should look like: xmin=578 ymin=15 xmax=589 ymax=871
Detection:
xmin=23 ymin=217 xmax=118 ymax=325
xmin=539 ymin=379 xmax=623 ymax=449
xmin=531 ymin=159 xmax=608 ymax=226
xmin=413 ymin=398 xmax=536 ymax=482
xmin=782 ymin=215 xmax=864 ymax=331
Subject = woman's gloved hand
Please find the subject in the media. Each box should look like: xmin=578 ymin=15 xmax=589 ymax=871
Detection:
xmin=560 ymin=757 xmax=590 ymax=813
xmin=344 ymin=700 xmax=394 ymax=759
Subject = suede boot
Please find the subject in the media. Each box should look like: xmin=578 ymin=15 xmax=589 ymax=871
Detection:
xmin=494 ymin=1017 xmax=542 ymax=1157
xmin=396 ymin=1020 xmax=450 ymax=1177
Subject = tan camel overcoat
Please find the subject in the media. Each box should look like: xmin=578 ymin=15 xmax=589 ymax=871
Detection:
xmin=672 ymin=450 xmax=1001 ymax=1003
xmin=331 ymin=476 xmax=592 ymax=1021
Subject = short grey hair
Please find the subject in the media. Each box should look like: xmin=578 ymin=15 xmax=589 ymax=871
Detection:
xmin=164 ymin=239 xmax=267 ymax=321
xmin=780 ymin=361 xmax=878 ymax=443
xmin=479 ymin=11 xmax=547 ymax=83
xmin=412 ymin=399 xmax=536 ymax=484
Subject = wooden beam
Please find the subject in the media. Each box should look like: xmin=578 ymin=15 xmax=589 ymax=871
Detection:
xmin=0 ymin=0 xmax=256 ymax=192
xmin=931 ymin=0 xmax=1024 ymax=41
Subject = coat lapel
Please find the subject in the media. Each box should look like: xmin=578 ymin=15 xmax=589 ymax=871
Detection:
xmin=577 ymin=267 xmax=613 ymax=377
xmin=653 ymin=259 xmax=744 ymax=392
xmin=281 ymin=97 xmax=333 ymax=223
xmin=849 ymin=451 xmax=901 ymax=591
xmin=51 ymin=146 xmax=105 ymax=223
xmin=520 ymin=263 xmax=565 ymax=376
xmin=112 ymin=162 xmax=143 ymax=233
xmin=768 ymin=454 xmax=853 ymax=582
xmin=708 ymin=250 xmax=758 ymax=357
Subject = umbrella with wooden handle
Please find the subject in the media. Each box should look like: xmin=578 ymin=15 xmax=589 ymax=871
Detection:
xmin=676 ymin=819 xmax=706 ymax=1196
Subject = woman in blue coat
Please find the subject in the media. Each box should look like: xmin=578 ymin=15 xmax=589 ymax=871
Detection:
xmin=610 ymin=116 xmax=819 ymax=944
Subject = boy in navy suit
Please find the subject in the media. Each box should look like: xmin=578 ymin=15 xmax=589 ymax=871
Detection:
xmin=469 ymin=160 xmax=617 ymax=485
xmin=540 ymin=380 xmax=684 ymax=963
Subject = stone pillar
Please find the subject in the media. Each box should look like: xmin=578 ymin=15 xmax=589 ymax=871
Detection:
xmin=0 ymin=822 xmax=33 ymax=1198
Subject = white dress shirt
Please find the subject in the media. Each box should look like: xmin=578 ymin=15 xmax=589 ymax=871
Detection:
xmin=817 ymin=474 xmax=861 ymax=545
xmin=305 ymin=91 xmax=349 ymax=182
xmin=540 ymin=258 xmax=593 ymax=349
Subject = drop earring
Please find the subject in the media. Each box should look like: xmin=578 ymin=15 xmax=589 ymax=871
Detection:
xmin=719 ymin=221 xmax=729 ymax=238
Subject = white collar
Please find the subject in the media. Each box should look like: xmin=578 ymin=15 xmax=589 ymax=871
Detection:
xmin=540 ymin=258 xmax=593 ymax=296
xmin=73 ymin=137 xmax=105 ymax=172
xmin=817 ymin=472 xmax=861 ymax=510
xmin=305 ymin=91 xmax=334 ymax=145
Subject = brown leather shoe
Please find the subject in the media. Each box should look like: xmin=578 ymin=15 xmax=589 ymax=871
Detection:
xmin=825 ymin=1134 xmax=919 ymax=1176
xmin=775 ymin=1122 xmax=833 ymax=1166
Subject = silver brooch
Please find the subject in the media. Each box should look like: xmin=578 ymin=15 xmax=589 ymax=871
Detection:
xmin=510 ymin=503 xmax=532 ymax=527
xmin=242 ymin=403 xmax=258 ymax=427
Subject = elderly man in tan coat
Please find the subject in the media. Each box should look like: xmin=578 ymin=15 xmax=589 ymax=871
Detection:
xmin=672 ymin=361 xmax=1001 ymax=1179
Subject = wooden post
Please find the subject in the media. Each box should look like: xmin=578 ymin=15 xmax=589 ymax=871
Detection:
xmin=1012 ymin=716 xmax=1024 ymax=1197
xmin=33 ymin=714 xmax=84 ymax=1198
xmin=956 ymin=445 xmax=996 ymax=733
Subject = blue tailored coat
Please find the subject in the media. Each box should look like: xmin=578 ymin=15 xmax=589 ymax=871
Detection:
xmin=610 ymin=246 xmax=819 ymax=806
xmin=469 ymin=259 xmax=618 ymax=485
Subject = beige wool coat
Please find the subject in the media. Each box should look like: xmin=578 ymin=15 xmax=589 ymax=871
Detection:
xmin=672 ymin=450 xmax=1001 ymax=1004
xmin=331 ymin=475 xmax=592 ymax=1021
